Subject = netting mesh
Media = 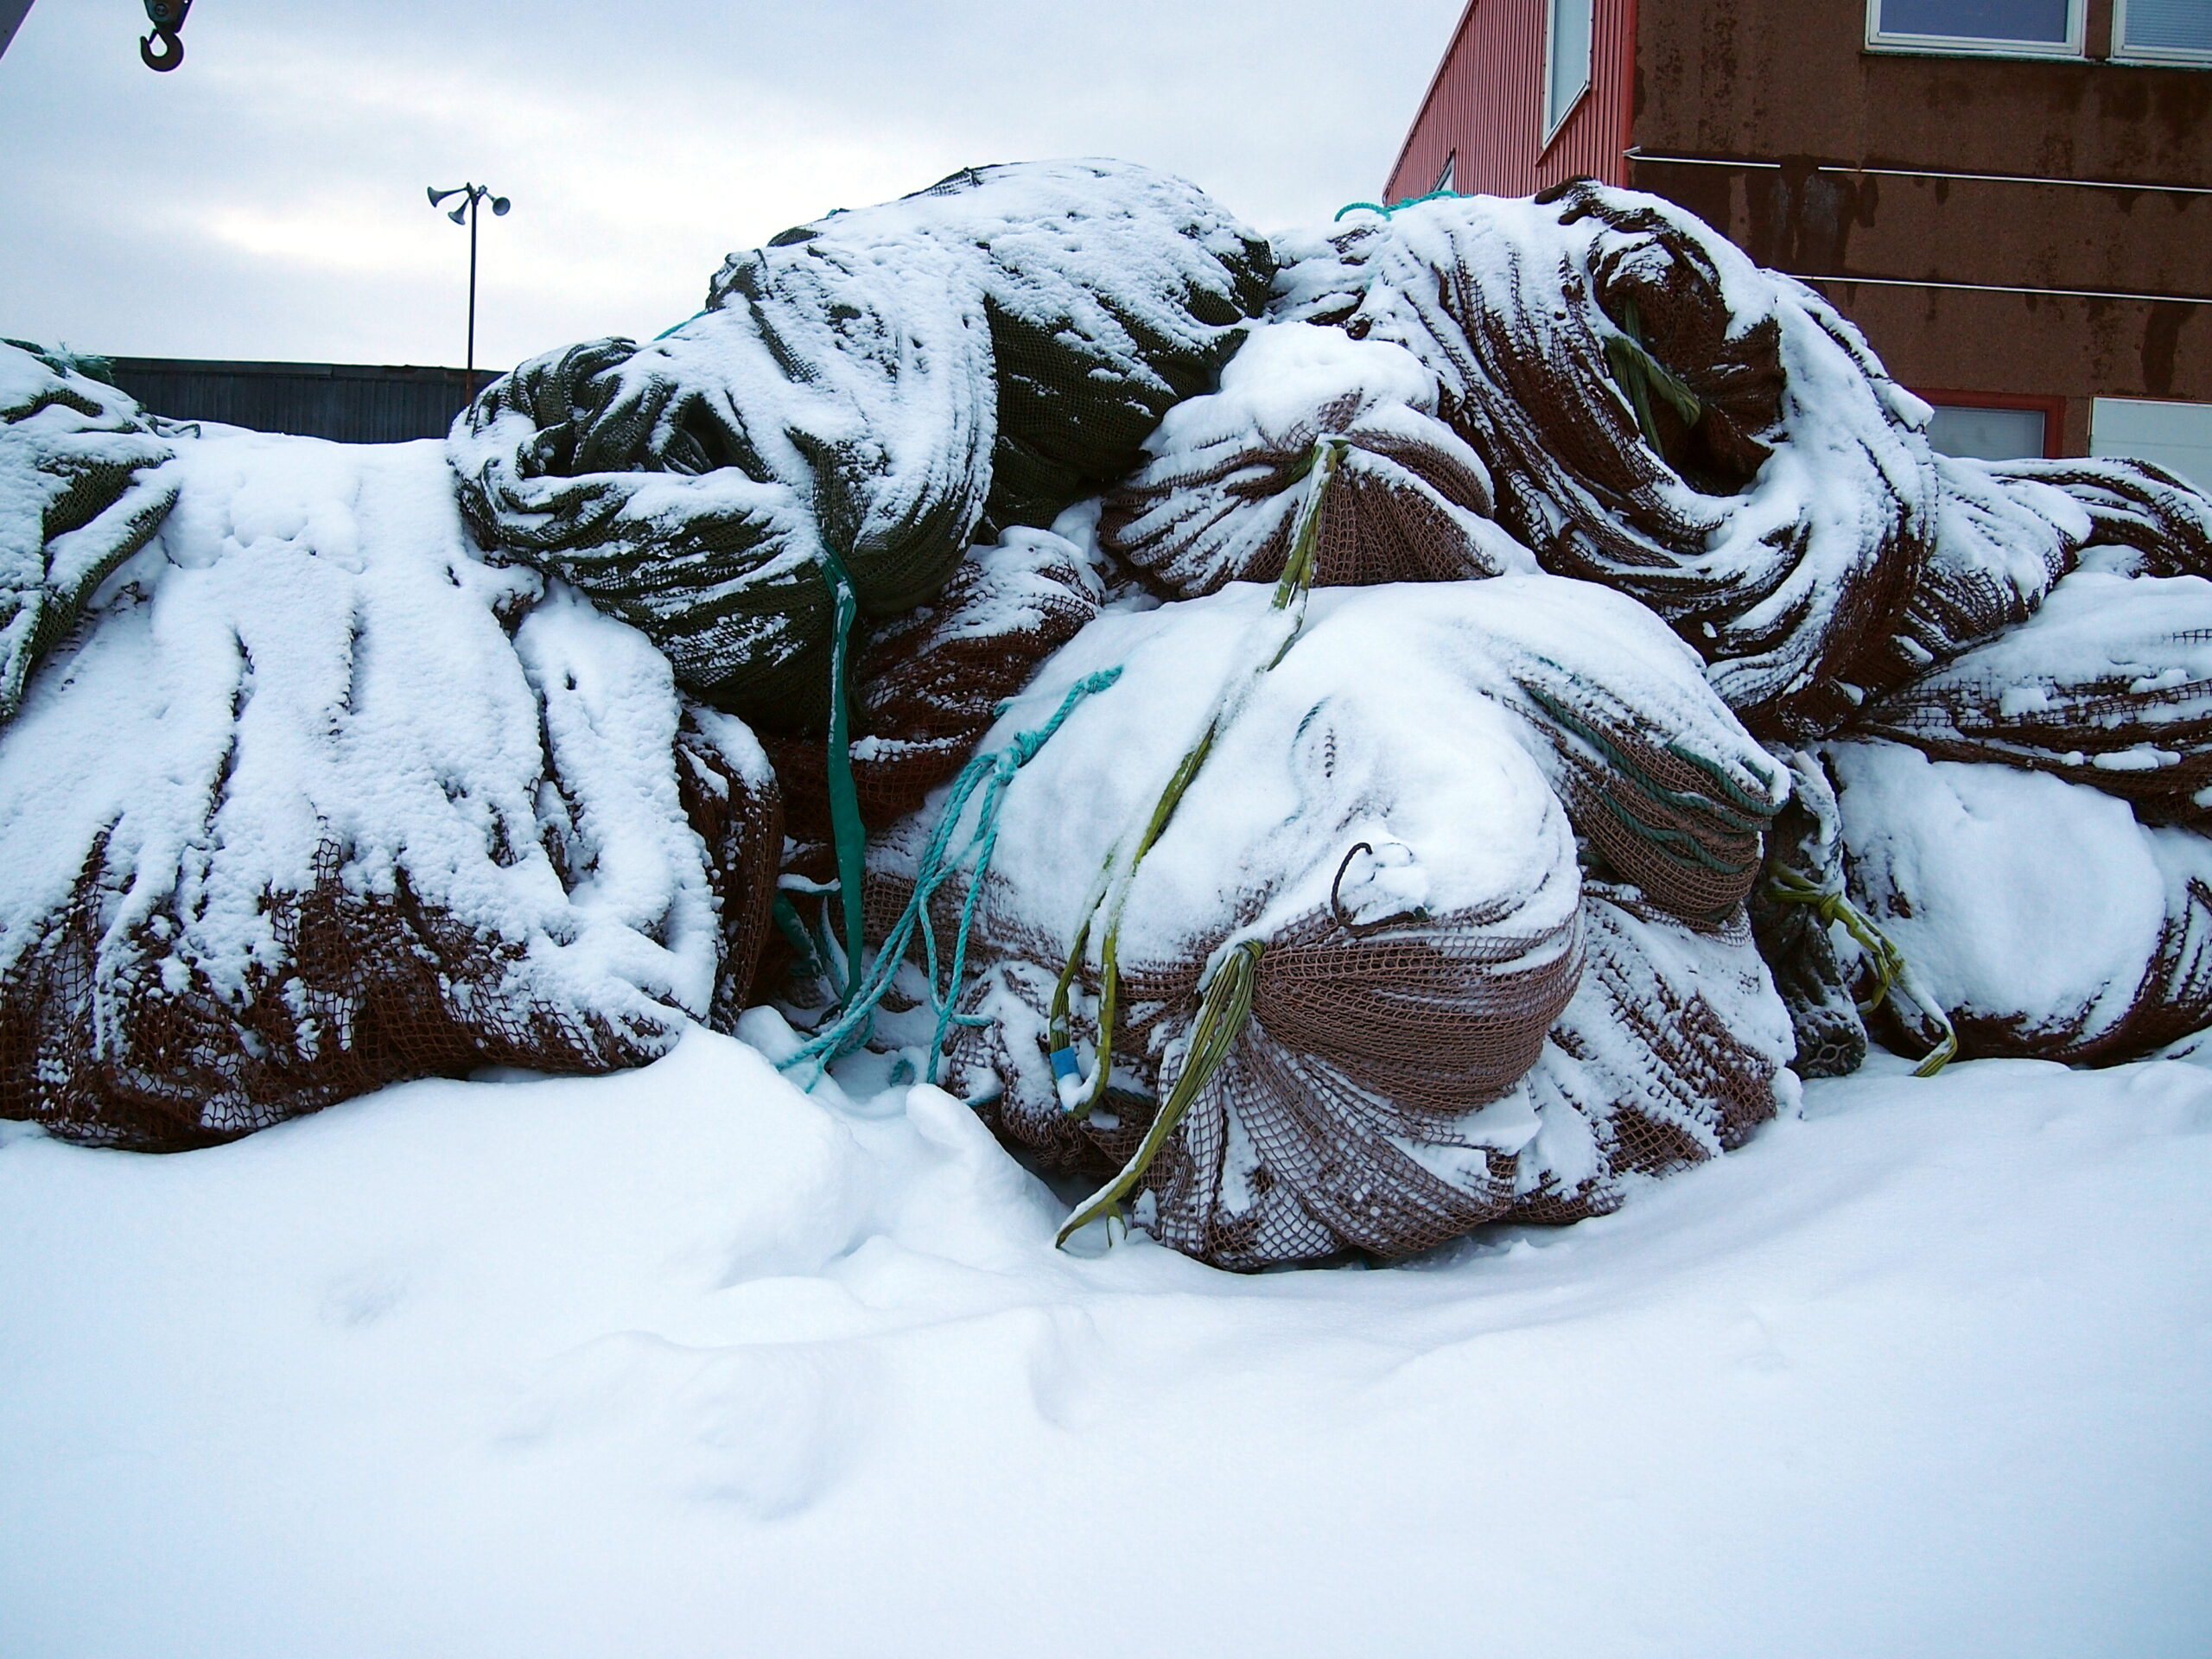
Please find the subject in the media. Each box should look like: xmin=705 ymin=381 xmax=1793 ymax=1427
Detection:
xmin=0 ymin=340 xmax=178 ymax=726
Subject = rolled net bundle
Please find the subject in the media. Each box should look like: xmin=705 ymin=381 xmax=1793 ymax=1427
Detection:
xmin=1826 ymin=739 xmax=2212 ymax=1064
xmin=1272 ymin=182 xmax=1939 ymax=741
xmin=0 ymin=340 xmax=179 ymax=726
xmin=452 ymin=160 xmax=1271 ymax=730
xmin=1098 ymin=321 xmax=1533 ymax=596
xmin=1857 ymin=563 xmax=2212 ymax=829
xmin=864 ymin=577 xmax=1788 ymax=1268
xmin=0 ymin=430 xmax=780 ymax=1150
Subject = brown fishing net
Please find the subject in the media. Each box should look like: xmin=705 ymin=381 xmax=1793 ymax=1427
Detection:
xmin=1098 ymin=323 xmax=1524 ymax=597
xmin=1272 ymin=182 xmax=1936 ymax=741
xmin=947 ymin=880 xmax=1585 ymax=1270
xmin=0 ymin=432 xmax=785 ymax=1153
xmin=1827 ymin=739 xmax=2212 ymax=1066
xmin=1859 ymin=566 xmax=2212 ymax=829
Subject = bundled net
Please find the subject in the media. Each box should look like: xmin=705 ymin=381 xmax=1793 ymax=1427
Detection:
xmin=451 ymin=159 xmax=1272 ymax=731
xmin=0 ymin=340 xmax=179 ymax=725
xmin=1826 ymin=739 xmax=2212 ymax=1064
xmin=862 ymin=576 xmax=1789 ymax=1268
xmin=0 ymin=431 xmax=780 ymax=1150
xmin=1099 ymin=321 xmax=1532 ymax=595
xmin=1858 ymin=563 xmax=2212 ymax=829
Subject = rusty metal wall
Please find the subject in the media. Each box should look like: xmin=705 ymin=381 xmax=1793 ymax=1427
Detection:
xmin=1384 ymin=0 xmax=1636 ymax=201
xmin=1625 ymin=0 xmax=2212 ymax=448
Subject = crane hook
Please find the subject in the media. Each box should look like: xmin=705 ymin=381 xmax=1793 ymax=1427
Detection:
xmin=139 ymin=0 xmax=189 ymax=70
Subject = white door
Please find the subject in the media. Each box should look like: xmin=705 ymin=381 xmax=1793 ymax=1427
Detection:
xmin=2091 ymin=397 xmax=2212 ymax=496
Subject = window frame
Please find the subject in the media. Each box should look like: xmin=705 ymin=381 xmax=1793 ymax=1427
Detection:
xmin=2111 ymin=0 xmax=2212 ymax=66
xmin=1541 ymin=0 xmax=1595 ymax=149
xmin=1864 ymin=0 xmax=2087 ymax=60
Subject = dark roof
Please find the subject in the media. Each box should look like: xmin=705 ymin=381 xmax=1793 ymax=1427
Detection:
xmin=105 ymin=357 xmax=496 ymax=444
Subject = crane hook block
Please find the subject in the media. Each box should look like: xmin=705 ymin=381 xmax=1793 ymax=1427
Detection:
xmin=139 ymin=0 xmax=190 ymax=70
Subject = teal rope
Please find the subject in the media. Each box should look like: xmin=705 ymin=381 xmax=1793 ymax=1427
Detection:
xmin=817 ymin=547 xmax=867 ymax=1006
xmin=652 ymin=308 xmax=709 ymax=340
xmin=1333 ymin=188 xmax=1468 ymax=222
xmin=777 ymin=667 xmax=1124 ymax=1087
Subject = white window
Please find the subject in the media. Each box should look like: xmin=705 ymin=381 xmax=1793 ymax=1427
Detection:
xmin=2092 ymin=397 xmax=2212 ymax=497
xmin=1927 ymin=404 xmax=2049 ymax=461
xmin=2113 ymin=0 xmax=2212 ymax=64
xmin=1866 ymin=0 xmax=2085 ymax=57
xmin=1545 ymin=0 xmax=1595 ymax=143
xmin=1433 ymin=153 xmax=1458 ymax=194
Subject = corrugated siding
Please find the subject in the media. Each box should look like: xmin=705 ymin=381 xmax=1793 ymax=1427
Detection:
xmin=1385 ymin=0 xmax=1634 ymax=200
xmin=105 ymin=359 xmax=484 ymax=444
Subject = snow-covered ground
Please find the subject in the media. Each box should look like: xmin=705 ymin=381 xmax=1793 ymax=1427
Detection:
xmin=3 ymin=1027 xmax=2209 ymax=1657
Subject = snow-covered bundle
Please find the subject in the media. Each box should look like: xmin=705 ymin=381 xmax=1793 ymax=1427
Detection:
xmin=0 ymin=431 xmax=780 ymax=1149
xmin=0 ymin=340 xmax=178 ymax=725
xmin=1266 ymin=183 xmax=2209 ymax=745
xmin=1859 ymin=561 xmax=2212 ymax=828
xmin=1826 ymin=741 xmax=2212 ymax=1063
xmin=1099 ymin=321 xmax=1531 ymax=595
xmin=450 ymin=160 xmax=1271 ymax=730
xmin=870 ymin=577 xmax=1791 ymax=1268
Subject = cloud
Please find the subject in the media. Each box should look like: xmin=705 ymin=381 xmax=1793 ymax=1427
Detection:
xmin=0 ymin=0 xmax=1459 ymax=367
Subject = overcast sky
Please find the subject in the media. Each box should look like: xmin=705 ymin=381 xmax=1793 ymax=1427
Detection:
xmin=0 ymin=0 xmax=1461 ymax=370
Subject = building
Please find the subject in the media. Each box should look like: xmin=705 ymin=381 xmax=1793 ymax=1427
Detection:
xmin=105 ymin=359 xmax=481 ymax=445
xmin=1385 ymin=0 xmax=2212 ymax=486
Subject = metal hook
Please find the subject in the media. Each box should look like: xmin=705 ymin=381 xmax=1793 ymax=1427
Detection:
xmin=1329 ymin=842 xmax=1431 ymax=939
xmin=139 ymin=0 xmax=189 ymax=71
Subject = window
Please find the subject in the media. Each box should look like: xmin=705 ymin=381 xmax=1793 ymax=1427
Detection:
xmin=2093 ymin=397 xmax=2212 ymax=497
xmin=1926 ymin=404 xmax=2050 ymax=461
xmin=1433 ymin=153 xmax=1457 ymax=194
xmin=1866 ymin=0 xmax=2084 ymax=57
xmin=1544 ymin=0 xmax=1594 ymax=143
xmin=2114 ymin=0 xmax=2212 ymax=63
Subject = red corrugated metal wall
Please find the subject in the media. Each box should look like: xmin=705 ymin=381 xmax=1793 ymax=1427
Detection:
xmin=1385 ymin=0 xmax=1635 ymax=201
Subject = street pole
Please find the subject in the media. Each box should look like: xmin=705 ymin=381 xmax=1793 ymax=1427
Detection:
xmin=427 ymin=184 xmax=509 ymax=404
xmin=466 ymin=194 xmax=480 ymax=399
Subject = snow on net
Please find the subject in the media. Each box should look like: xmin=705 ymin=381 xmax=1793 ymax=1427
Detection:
xmin=1827 ymin=739 xmax=2212 ymax=1064
xmin=451 ymin=159 xmax=1271 ymax=731
xmin=0 ymin=431 xmax=779 ymax=1149
xmin=868 ymin=578 xmax=1790 ymax=1268
xmin=0 ymin=340 xmax=179 ymax=725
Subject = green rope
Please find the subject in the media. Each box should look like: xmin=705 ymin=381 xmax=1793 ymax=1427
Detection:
xmin=1603 ymin=295 xmax=1703 ymax=456
xmin=777 ymin=668 xmax=1122 ymax=1087
xmin=1044 ymin=437 xmax=1345 ymax=1121
xmin=1056 ymin=939 xmax=1266 ymax=1248
xmin=1767 ymin=869 xmax=1957 ymax=1077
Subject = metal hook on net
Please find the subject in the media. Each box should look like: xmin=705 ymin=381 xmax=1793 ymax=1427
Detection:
xmin=140 ymin=0 xmax=190 ymax=70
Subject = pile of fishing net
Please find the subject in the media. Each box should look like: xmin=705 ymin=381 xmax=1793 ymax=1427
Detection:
xmin=0 ymin=405 xmax=780 ymax=1149
xmin=13 ymin=164 xmax=2212 ymax=1273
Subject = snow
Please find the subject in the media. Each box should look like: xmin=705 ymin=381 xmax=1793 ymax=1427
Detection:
xmin=3 ymin=1028 xmax=2208 ymax=1656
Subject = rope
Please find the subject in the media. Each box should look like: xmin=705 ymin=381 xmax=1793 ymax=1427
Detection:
xmin=1766 ymin=869 xmax=1957 ymax=1077
xmin=776 ymin=667 xmax=1124 ymax=1088
xmin=1333 ymin=187 xmax=1469 ymax=223
xmin=1055 ymin=939 xmax=1265 ymax=1248
xmin=1045 ymin=437 xmax=1347 ymax=1120
xmin=817 ymin=547 xmax=868 ymax=1006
